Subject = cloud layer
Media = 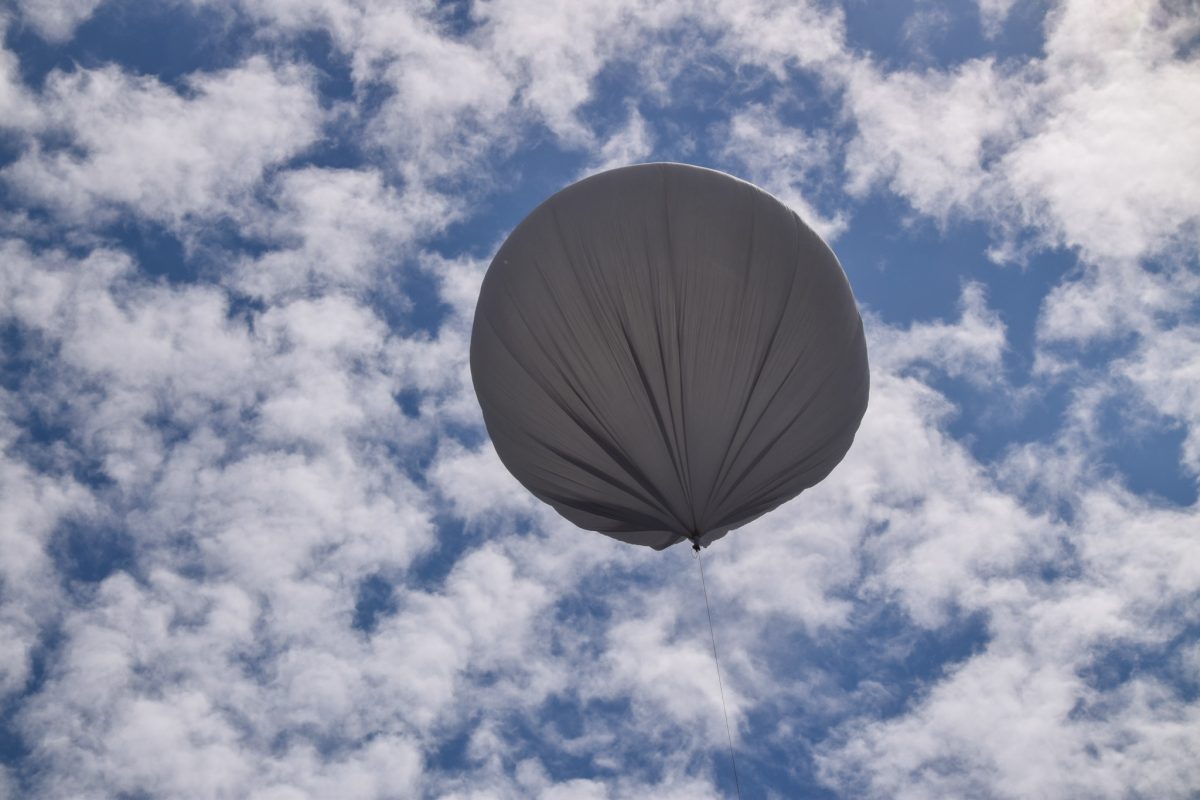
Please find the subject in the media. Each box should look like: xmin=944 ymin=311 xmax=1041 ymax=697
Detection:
xmin=1 ymin=0 xmax=1197 ymax=797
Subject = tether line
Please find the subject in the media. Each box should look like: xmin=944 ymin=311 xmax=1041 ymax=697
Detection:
xmin=694 ymin=542 xmax=743 ymax=800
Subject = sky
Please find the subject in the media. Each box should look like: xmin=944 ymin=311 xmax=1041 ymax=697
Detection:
xmin=0 ymin=0 xmax=1198 ymax=797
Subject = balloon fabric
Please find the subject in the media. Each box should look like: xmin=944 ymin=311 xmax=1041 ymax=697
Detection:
xmin=470 ymin=163 xmax=869 ymax=550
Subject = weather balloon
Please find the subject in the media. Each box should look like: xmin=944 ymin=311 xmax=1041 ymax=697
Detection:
xmin=470 ymin=163 xmax=868 ymax=550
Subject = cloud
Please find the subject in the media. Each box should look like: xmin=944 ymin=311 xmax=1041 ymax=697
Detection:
xmin=976 ymin=0 xmax=1018 ymax=38
xmin=2 ymin=57 xmax=322 ymax=231
xmin=816 ymin=484 xmax=1200 ymax=799
xmin=1 ymin=1 xmax=1198 ymax=797
xmin=707 ymin=0 xmax=848 ymax=76
xmin=0 ymin=240 xmax=258 ymax=487
xmin=475 ymin=0 xmax=665 ymax=145
xmin=1120 ymin=323 xmax=1200 ymax=473
xmin=362 ymin=5 xmax=518 ymax=182
xmin=583 ymin=106 xmax=654 ymax=175
xmin=1001 ymin=2 xmax=1200 ymax=263
xmin=12 ymin=0 xmax=105 ymax=42
xmin=0 ymin=430 xmax=92 ymax=697
xmin=843 ymin=56 xmax=1019 ymax=224
xmin=1036 ymin=258 xmax=1200 ymax=347
xmin=871 ymin=282 xmax=1007 ymax=383
xmin=231 ymin=167 xmax=452 ymax=301
xmin=718 ymin=105 xmax=847 ymax=240
xmin=841 ymin=0 xmax=1200 ymax=266
xmin=0 ymin=17 xmax=40 ymax=130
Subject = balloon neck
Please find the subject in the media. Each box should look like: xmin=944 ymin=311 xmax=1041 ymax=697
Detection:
xmin=689 ymin=532 xmax=701 ymax=552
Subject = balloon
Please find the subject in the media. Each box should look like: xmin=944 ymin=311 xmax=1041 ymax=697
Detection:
xmin=470 ymin=163 xmax=869 ymax=550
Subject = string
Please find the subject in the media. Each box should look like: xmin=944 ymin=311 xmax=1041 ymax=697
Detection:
xmin=694 ymin=542 xmax=743 ymax=800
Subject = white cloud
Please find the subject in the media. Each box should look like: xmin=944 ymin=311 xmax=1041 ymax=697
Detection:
xmin=583 ymin=106 xmax=654 ymax=175
xmin=431 ymin=441 xmax=539 ymax=524
xmin=2 ymin=1 xmax=1199 ymax=798
xmin=817 ymin=483 xmax=1200 ymax=799
xmin=0 ymin=240 xmax=260 ymax=487
xmin=707 ymin=0 xmax=848 ymax=76
xmin=383 ymin=253 xmax=486 ymax=431
xmin=0 ymin=428 xmax=92 ymax=696
xmin=708 ymin=503 xmax=860 ymax=631
xmin=476 ymin=0 xmax=656 ymax=145
xmin=821 ymin=318 xmax=1046 ymax=626
xmin=3 ymin=57 xmax=322 ymax=230
xmin=718 ymin=105 xmax=847 ymax=240
xmin=599 ymin=604 xmax=747 ymax=742
xmin=232 ymin=167 xmax=452 ymax=301
xmin=1121 ymin=323 xmax=1200 ymax=473
xmin=0 ymin=17 xmax=39 ymax=130
xmin=13 ymin=0 xmax=105 ymax=42
xmin=1002 ymin=12 xmax=1200 ymax=263
xmin=803 ymin=291 xmax=1200 ymax=799
xmin=872 ymin=282 xmax=1007 ymax=383
xmin=364 ymin=5 xmax=518 ymax=182
xmin=821 ymin=654 xmax=1200 ymax=799
xmin=843 ymin=56 xmax=1019 ymax=223
xmin=1036 ymin=259 xmax=1200 ymax=347
xmin=842 ymin=0 xmax=1200 ymax=265
xmin=976 ymin=0 xmax=1018 ymax=38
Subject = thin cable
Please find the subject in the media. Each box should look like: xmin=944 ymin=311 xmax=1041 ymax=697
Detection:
xmin=695 ymin=546 xmax=743 ymax=800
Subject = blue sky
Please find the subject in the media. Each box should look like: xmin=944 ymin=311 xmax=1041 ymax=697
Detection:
xmin=1 ymin=1 xmax=1198 ymax=798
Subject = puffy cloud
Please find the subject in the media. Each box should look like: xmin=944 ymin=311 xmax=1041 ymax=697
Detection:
xmin=0 ymin=240 xmax=258 ymax=486
xmin=1121 ymin=324 xmax=1200 ymax=473
xmin=231 ymin=167 xmax=453 ymax=300
xmin=842 ymin=0 xmax=1200 ymax=266
xmin=1 ymin=0 xmax=1198 ymax=798
xmin=2 ymin=57 xmax=322 ymax=230
xmin=1036 ymin=258 xmax=1200 ymax=347
xmin=872 ymin=282 xmax=1007 ymax=382
xmin=1 ymin=242 xmax=435 ymax=796
xmin=816 ymin=486 xmax=1200 ymax=800
xmin=0 ymin=431 xmax=92 ymax=697
xmin=0 ymin=17 xmax=39 ymax=130
xmin=718 ymin=105 xmax=847 ymax=239
xmin=706 ymin=0 xmax=848 ymax=76
xmin=11 ymin=0 xmax=105 ymax=42
xmin=583 ymin=106 xmax=654 ymax=176
xmin=1001 ymin=2 xmax=1200 ymax=263
xmin=843 ymin=56 xmax=1020 ymax=223
xmin=475 ymin=0 xmax=664 ymax=144
xmin=363 ymin=4 xmax=518 ymax=182
xmin=976 ymin=0 xmax=1018 ymax=37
